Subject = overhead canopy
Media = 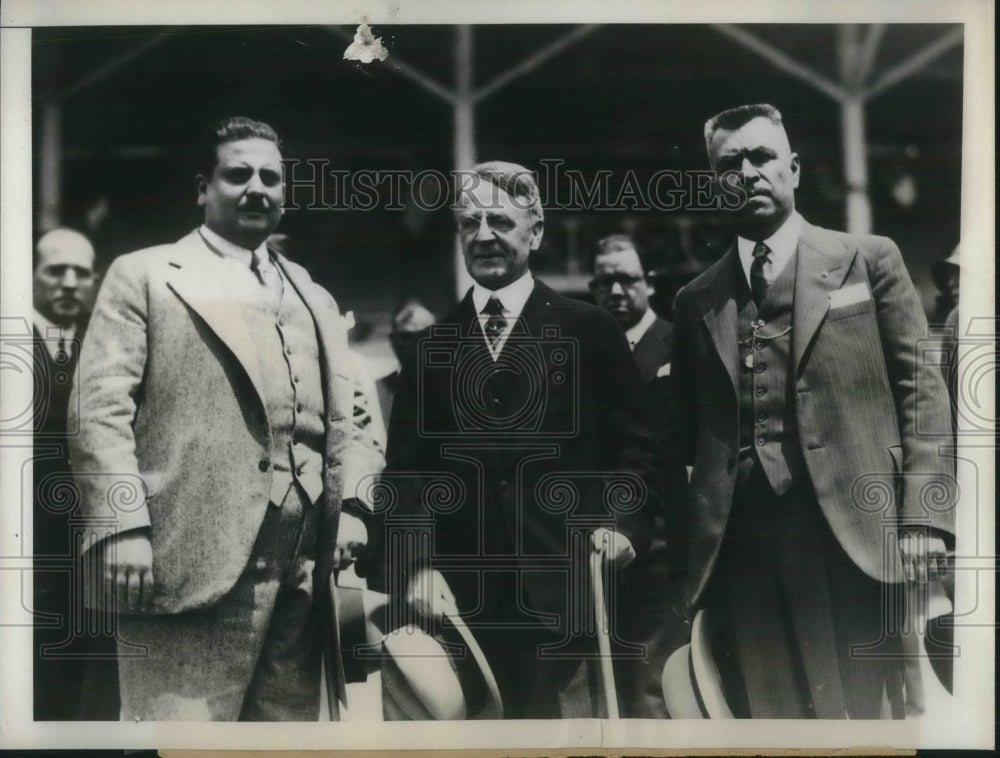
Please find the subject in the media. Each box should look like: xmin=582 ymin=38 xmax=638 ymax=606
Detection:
xmin=32 ymin=23 xmax=963 ymax=321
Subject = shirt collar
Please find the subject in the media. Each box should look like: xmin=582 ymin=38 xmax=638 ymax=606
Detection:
xmin=199 ymin=224 xmax=269 ymax=268
xmin=33 ymin=309 xmax=76 ymax=340
xmin=624 ymin=307 xmax=657 ymax=350
xmin=471 ymin=270 xmax=535 ymax=319
xmin=737 ymin=210 xmax=802 ymax=281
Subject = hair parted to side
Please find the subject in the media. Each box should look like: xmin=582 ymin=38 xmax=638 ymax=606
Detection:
xmin=593 ymin=233 xmax=649 ymax=273
xmin=703 ymin=103 xmax=784 ymax=154
xmin=463 ymin=160 xmax=544 ymax=226
xmin=201 ymin=116 xmax=281 ymax=176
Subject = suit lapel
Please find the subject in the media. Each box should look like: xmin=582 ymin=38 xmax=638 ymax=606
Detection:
xmin=792 ymin=222 xmax=854 ymax=371
xmin=165 ymin=231 xmax=269 ymax=407
xmin=700 ymin=247 xmax=741 ymax=395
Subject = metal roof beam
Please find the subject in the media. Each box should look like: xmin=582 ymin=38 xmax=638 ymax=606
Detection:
xmin=863 ymin=26 xmax=963 ymax=101
xmin=324 ymin=26 xmax=456 ymax=105
xmin=472 ymin=24 xmax=601 ymax=104
xmin=59 ymin=29 xmax=178 ymax=101
xmin=711 ymin=24 xmax=846 ymax=103
xmin=856 ymin=24 xmax=887 ymax=86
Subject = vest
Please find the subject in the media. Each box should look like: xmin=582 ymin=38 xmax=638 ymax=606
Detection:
xmin=243 ymin=263 xmax=326 ymax=507
xmin=736 ymin=252 xmax=806 ymax=495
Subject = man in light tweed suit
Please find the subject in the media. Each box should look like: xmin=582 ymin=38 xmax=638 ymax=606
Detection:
xmin=665 ymin=104 xmax=954 ymax=717
xmin=69 ymin=117 xmax=384 ymax=720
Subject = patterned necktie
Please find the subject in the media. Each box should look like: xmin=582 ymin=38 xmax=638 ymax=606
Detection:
xmin=750 ymin=241 xmax=771 ymax=308
xmin=482 ymin=296 xmax=507 ymax=351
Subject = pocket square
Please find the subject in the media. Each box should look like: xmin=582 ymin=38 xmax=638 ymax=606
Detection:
xmin=829 ymin=282 xmax=871 ymax=309
xmin=656 ymin=362 xmax=671 ymax=378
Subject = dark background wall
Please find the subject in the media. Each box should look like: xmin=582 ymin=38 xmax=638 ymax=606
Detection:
xmin=32 ymin=24 xmax=963 ymax=341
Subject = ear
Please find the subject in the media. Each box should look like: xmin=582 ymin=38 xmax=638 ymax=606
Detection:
xmin=529 ymin=220 xmax=544 ymax=252
xmin=790 ymin=153 xmax=801 ymax=189
xmin=196 ymin=175 xmax=208 ymax=207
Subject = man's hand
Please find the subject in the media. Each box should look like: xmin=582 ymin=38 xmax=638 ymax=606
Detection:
xmin=105 ymin=529 xmax=154 ymax=613
xmin=334 ymin=511 xmax=368 ymax=569
xmin=405 ymin=568 xmax=456 ymax=624
xmin=899 ymin=528 xmax=949 ymax=584
xmin=591 ymin=527 xmax=636 ymax=570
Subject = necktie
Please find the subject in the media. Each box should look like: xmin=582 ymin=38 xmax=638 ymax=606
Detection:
xmin=55 ymin=336 xmax=70 ymax=364
xmin=750 ymin=241 xmax=770 ymax=308
xmin=251 ymin=250 xmax=283 ymax=309
xmin=482 ymin=296 xmax=507 ymax=351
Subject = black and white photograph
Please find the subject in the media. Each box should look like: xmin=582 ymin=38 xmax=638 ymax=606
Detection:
xmin=0 ymin=0 xmax=993 ymax=753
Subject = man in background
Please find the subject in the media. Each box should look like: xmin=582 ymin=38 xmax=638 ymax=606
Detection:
xmin=589 ymin=234 xmax=686 ymax=718
xmin=32 ymin=227 xmax=120 ymax=720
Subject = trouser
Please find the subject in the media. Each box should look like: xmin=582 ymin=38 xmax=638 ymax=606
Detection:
xmin=116 ymin=482 xmax=324 ymax=721
xmin=702 ymin=456 xmax=904 ymax=719
xmin=466 ymin=569 xmax=606 ymax=719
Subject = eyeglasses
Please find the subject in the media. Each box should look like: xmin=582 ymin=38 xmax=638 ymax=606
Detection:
xmin=589 ymin=273 xmax=645 ymax=293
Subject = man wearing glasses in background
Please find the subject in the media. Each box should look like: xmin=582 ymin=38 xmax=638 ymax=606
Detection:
xmin=589 ymin=235 xmax=688 ymax=719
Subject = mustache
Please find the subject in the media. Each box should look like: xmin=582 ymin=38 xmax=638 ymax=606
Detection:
xmin=240 ymin=199 xmax=272 ymax=212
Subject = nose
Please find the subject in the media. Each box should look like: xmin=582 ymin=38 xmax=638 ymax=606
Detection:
xmin=475 ymin=215 xmax=496 ymax=242
xmin=60 ymin=269 xmax=78 ymax=289
xmin=246 ymin=171 xmax=266 ymax=195
xmin=609 ymin=281 xmax=626 ymax=296
xmin=740 ymin=156 xmax=759 ymax=181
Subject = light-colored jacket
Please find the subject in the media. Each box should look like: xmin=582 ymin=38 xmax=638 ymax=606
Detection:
xmin=68 ymin=230 xmax=385 ymax=614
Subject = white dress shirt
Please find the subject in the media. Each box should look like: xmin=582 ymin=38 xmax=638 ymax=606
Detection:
xmin=737 ymin=211 xmax=803 ymax=289
xmin=624 ymin=307 xmax=657 ymax=352
xmin=471 ymin=270 xmax=535 ymax=359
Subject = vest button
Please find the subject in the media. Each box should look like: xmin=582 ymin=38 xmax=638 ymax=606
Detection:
xmin=755 ymin=363 xmax=766 ymax=373
xmin=258 ymin=459 xmax=270 ymax=471
xmin=296 ymin=403 xmax=303 ymax=413
xmin=757 ymin=438 xmax=765 ymax=446
xmin=756 ymin=412 xmax=766 ymax=422
xmin=756 ymin=387 xmax=766 ymax=397
xmin=499 ymin=480 xmax=510 ymax=494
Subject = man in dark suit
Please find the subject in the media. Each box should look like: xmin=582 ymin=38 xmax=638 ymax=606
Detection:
xmin=589 ymin=234 xmax=685 ymax=718
xmin=69 ymin=117 xmax=384 ymax=720
xmin=32 ymin=228 xmax=120 ymax=720
xmin=590 ymin=234 xmax=673 ymax=381
xmin=382 ymin=161 xmax=662 ymax=718
xmin=665 ymin=104 xmax=954 ymax=718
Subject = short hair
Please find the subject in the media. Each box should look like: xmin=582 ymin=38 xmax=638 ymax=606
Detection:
xmin=462 ymin=160 xmax=544 ymax=226
xmin=200 ymin=116 xmax=281 ymax=177
xmin=703 ymin=104 xmax=784 ymax=155
xmin=592 ymin=234 xmax=650 ymax=274
xmin=33 ymin=227 xmax=96 ymax=270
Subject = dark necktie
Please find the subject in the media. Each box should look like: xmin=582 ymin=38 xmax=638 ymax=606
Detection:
xmin=482 ymin=296 xmax=507 ymax=351
xmin=750 ymin=241 xmax=771 ymax=308
xmin=55 ymin=336 xmax=70 ymax=364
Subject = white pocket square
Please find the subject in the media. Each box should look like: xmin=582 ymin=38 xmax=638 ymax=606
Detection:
xmin=656 ymin=362 xmax=671 ymax=378
xmin=829 ymin=282 xmax=871 ymax=309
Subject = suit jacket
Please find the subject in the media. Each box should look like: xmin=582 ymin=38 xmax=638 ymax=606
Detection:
xmin=381 ymin=280 xmax=662 ymax=625
xmin=667 ymin=220 xmax=954 ymax=607
xmin=632 ymin=315 xmax=673 ymax=382
xmin=68 ymin=230 xmax=385 ymax=614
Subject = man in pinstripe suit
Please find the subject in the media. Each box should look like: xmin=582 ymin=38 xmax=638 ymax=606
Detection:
xmin=665 ymin=104 xmax=954 ymax=718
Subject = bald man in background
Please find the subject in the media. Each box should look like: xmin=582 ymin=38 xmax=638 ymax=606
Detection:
xmin=32 ymin=228 xmax=119 ymax=720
